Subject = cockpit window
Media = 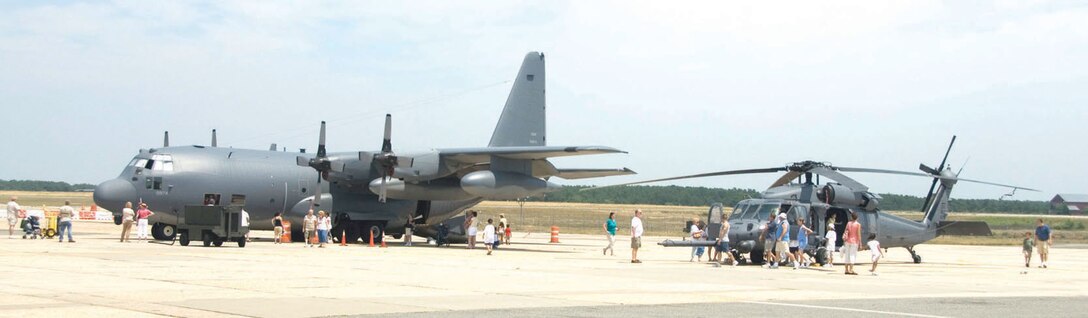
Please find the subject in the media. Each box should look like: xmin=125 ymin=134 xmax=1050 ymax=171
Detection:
xmin=728 ymin=204 xmax=747 ymax=221
xmin=145 ymin=154 xmax=174 ymax=171
xmin=755 ymin=204 xmax=779 ymax=221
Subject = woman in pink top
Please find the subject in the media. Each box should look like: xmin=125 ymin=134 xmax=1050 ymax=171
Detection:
xmin=135 ymin=203 xmax=155 ymax=242
xmin=842 ymin=211 xmax=861 ymax=275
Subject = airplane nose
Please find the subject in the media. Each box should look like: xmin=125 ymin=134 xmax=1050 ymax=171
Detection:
xmin=93 ymin=179 xmax=137 ymax=212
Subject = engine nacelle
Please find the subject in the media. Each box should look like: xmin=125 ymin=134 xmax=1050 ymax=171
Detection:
xmin=460 ymin=171 xmax=561 ymax=200
xmin=368 ymin=178 xmax=475 ymax=201
xmin=820 ymin=184 xmax=880 ymax=211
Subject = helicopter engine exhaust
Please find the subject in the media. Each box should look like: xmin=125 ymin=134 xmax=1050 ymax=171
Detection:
xmin=820 ymin=184 xmax=880 ymax=211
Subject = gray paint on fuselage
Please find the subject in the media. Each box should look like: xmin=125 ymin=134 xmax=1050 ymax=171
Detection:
xmin=104 ymin=145 xmax=476 ymax=232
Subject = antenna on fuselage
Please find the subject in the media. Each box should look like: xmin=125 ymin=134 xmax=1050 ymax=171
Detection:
xmin=163 ymin=131 xmax=169 ymax=147
xmin=212 ymin=129 xmax=218 ymax=147
xmin=269 ymin=143 xmax=277 ymax=151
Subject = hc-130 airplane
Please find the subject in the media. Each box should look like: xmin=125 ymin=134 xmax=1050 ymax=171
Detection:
xmin=93 ymin=52 xmax=634 ymax=243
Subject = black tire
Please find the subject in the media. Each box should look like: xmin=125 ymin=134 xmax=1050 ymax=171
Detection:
xmin=152 ymin=223 xmax=176 ymax=241
xmin=237 ymin=238 xmax=246 ymax=248
xmin=202 ymin=231 xmax=213 ymax=247
xmin=179 ymin=232 xmax=190 ymax=246
xmin=44 ymin=228 xmax=56 ymax=238
xmin=367 ymin=224 xmax=384 ymax=244
xmin=913 ymin=254 xmax=922 ymax=264
xmin=345 ymin=223 xmax=362 ymax=244
xmin=213 ymin=240 xmax=224 ymax=247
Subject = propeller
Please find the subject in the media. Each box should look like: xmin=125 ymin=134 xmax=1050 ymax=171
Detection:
xmin=581 ymin=167 xmax=785 ymax=190
xmin=834 ymin=166 xmax=1040 ymax=191
xmin=919 ymin=136 xmax=956 ymax=212
xmin=372 ymin=114 xmax=405 ymax=203
xmin=297 ymin=121 xmax=332 ymax=208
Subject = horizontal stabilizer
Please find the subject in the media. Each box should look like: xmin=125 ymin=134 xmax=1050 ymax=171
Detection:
xmin=554 ymin=168 xmax=636 ymax=180
xmin=658 ymin=239 xmax=718 ymax=247
xmin=442 ymin=146 xmax=626 ymax=163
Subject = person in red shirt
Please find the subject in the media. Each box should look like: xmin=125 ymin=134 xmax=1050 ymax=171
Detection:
xmin=843 ymin=211 xmax=862 ymax=275
xmin=136 ymin=203 xmax=155 ymax=242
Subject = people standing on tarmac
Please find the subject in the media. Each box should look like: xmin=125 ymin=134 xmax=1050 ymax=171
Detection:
xmin=1035 ymin=219 xmax=1052 ymax=268
xmin=57 ymin=201 xmax=75 ymax=243
xmin=483 ymin=218 xmax=496 ymax=255
xmin=464 ymin=211 xmax=479 ymax=249
xmin=499 ymin=213 xmax=509 ymax=244
xmin=404 ymin=219 xmax=414 ymax=246
xmin=714 ymin=216 xmax=737 ymax=266
xmin=504 ymin=222 xmax=512 ymax=245
xmin=272 ymin=213 xmax=284 ymax=244
xmin=7 ymin=196 xmax=20 ymax=238
xmin=825 ymin=223 xmax=837 ymax=269
xmin=761 ymin=213 xmax=778 ymax=268
xmin=241 ymin=208 xmax=251 ymax=242
xmin=867 ymin=233 xmax=884 ymax=276
xmin=603 ymin=212 xmax=617 ymax=256
xmin=689 ymin=217 xmax=704 ymax=262
xmin=303 ymin=210 xmax=317 ymax=247
xmin=631 ymin=209 xmax=644 ymax=263
xmin=317 ymin=210 xmax=330 ymax=248
xmin=775 ymin=214 xmax=797 ymax=269
xmin=843 ymin=211 xmax=861 ymax=275
xmin=136 ymin=203 xmax=154 ymax=242
xmin=1023 ymin=232 xmax=1035 ymax=268
xmin=120 ymin=202 xmax=135 ymax=242
xmin=795 ymin=219 xmax=813 ymax=267
xmin=496 ymin=221 xmax=505 ymax=246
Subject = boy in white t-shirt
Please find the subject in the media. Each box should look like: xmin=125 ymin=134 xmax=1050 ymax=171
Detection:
xmin=824 ymin=226 xmax=837 ymax=269
xmin=867 ymin=233 xmax=884 ymax=276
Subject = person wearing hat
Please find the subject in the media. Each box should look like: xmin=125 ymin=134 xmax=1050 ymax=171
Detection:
xmin=498 ymin=213 xmax=509 ymax=245
xmin=135 ymin=203 xmax=155 ymax=242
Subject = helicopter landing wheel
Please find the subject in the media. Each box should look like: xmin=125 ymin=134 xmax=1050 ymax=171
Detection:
xmin=907 ymin=246 xmax=922 ymax=264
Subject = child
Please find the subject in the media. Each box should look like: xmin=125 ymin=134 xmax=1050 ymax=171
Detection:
xmin=824 ymin=225 xmax=837 ymax=269
xmin=483 ymin=218 xmax=496 ymax=255
xmin=795 ymin=219 xmax=812 ymax=267
xmin=1023 ymin=231 xmax=1034 ymax=268
xmin=867 ymin=233 xmax=884 ymax=275
xmin=504 ymin=223 xmax=512 ymax=245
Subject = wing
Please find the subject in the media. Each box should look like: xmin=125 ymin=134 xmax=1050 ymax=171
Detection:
xmin=439 ymin=146 xmax=627 ymax=163
xmin=554 ymin=168 xmax=636 ymax=180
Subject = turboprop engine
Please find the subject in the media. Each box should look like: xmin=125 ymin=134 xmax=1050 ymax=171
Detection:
xmin=460 ymin=170 xmax=561 ymax=200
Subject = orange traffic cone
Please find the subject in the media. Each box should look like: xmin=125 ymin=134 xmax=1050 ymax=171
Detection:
xmin=368 ymin=230 xmax=375 ymax=247
xmin=340 ymin=230 xmax=347 ymax=247
xmin=380 ymin=235 xmax=387 ymax=248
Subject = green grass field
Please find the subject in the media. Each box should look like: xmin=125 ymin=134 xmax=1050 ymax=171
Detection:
xmin=6 ymin=191 xmax=1084 ymax=245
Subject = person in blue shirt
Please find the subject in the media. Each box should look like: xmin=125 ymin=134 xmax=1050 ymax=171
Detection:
xmin=603 ymin=212 xmax=617 ymax=256
xmin=761 ymin=213 xmax=779 ymax=268
xmin=1035 ymin=219 xmax=1052 ymax=268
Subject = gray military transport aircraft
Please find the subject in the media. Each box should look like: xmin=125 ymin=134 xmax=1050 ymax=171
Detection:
xmin=590 ymin=137 xmax=1036 ymax=264
xmin=93 ymin=52 xmax=634 ymax=243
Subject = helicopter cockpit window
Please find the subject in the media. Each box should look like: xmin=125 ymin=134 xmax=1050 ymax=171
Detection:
xmin=729 ymin=204 xmax=748 ymax=221
xmin=787 ymin=205 xmax=807 ymax=224
xmin=755 ymin=204 xmax=779 ymax=221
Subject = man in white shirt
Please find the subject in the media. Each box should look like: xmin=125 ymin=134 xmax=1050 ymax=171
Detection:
xmin=7 ymin=197 xmax=20 ymax=239
xmin=631 ymin=209 xmax=644 ymax=264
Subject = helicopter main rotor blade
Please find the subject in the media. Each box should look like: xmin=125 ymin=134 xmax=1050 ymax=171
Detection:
xmin=835 ymin=167 xmax=1039 ymax=192
xmin=582 ymin=167 xmax=785 ymax=191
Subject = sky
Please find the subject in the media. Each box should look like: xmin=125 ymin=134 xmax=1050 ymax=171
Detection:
xmin=0 ymin=1 xmax=1085 ymax=201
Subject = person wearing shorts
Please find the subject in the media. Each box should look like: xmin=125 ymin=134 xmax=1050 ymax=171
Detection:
xmin=761 ymin=213 xmax=778 ymax=268
xmin=775 ymin=214 xmax=796 ymax=269
xmin=795 ymin=219 xmax=812 ymax=267
xmin=1023 ymin=231 xmax=1034 ymax=268
xmin=272 ymin=213 xmax=284 ymax=244
xmin=7 ymin=197 xmax=20 ymax=239
xmin=1035 ymin=219 xmax=1052 ymax=268
xmin=843 ymin=211 xmax=861 ymax=275
xmin=825 ymin=226 xmax=837 ymax=269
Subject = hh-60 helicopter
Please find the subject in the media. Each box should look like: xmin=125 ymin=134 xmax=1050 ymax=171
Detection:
xmin=590 ymin=137 xmax=1037 ymax=264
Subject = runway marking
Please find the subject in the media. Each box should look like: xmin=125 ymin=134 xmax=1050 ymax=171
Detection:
xmin=742 ymin=301 xmax=950 ymax=318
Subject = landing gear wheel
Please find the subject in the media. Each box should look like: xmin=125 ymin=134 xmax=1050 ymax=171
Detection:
xmin=213 ymin=240 xmax=224 ymax=247
xmin=237 ymin=237 xmax=246 ymax=248
xmin=368 ymin=224 xmax=384 ymax=244
xmin=179 ymin=232 xmax=190 ymax=246
xmin=202 ymin=231 xmax=214 ymax=247
xmin=345 ymin=223 xmax=362 ymax=243
xmin=152 ymin=223 xmax=176 ymax=241
xmin=912 ymin=254 xmax=922 ymax=264
xmin=392 ymin=233 xmax=403 ymax=240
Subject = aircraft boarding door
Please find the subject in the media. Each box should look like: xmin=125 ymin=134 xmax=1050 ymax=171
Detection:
xmin=826 ymin=208 xmax=848 ymax=248
xmin=705 ymin=204 xmax=724 ymax=241
xmin=786 ymin=205 xmax=808 ymax=243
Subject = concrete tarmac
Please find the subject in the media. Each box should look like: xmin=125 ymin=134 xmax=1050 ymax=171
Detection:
xmin=1 ymin=221 xmax=1086 ymax=317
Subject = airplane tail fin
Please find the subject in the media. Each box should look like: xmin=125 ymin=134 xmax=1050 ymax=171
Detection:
xmin=488 ymin=52 xmax=546 ymax=147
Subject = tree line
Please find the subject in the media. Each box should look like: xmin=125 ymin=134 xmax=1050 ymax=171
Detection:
xmin=0 ymin=179 xmax=96 ymax=192
xmin=534 ymin=185 xmax=1050 ymax=214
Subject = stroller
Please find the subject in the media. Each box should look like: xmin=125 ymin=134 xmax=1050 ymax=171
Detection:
xmin=22 ymin=216 xmax=41 ymax=239
xmin=435 ymin=223 xmax=450 ymax=247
